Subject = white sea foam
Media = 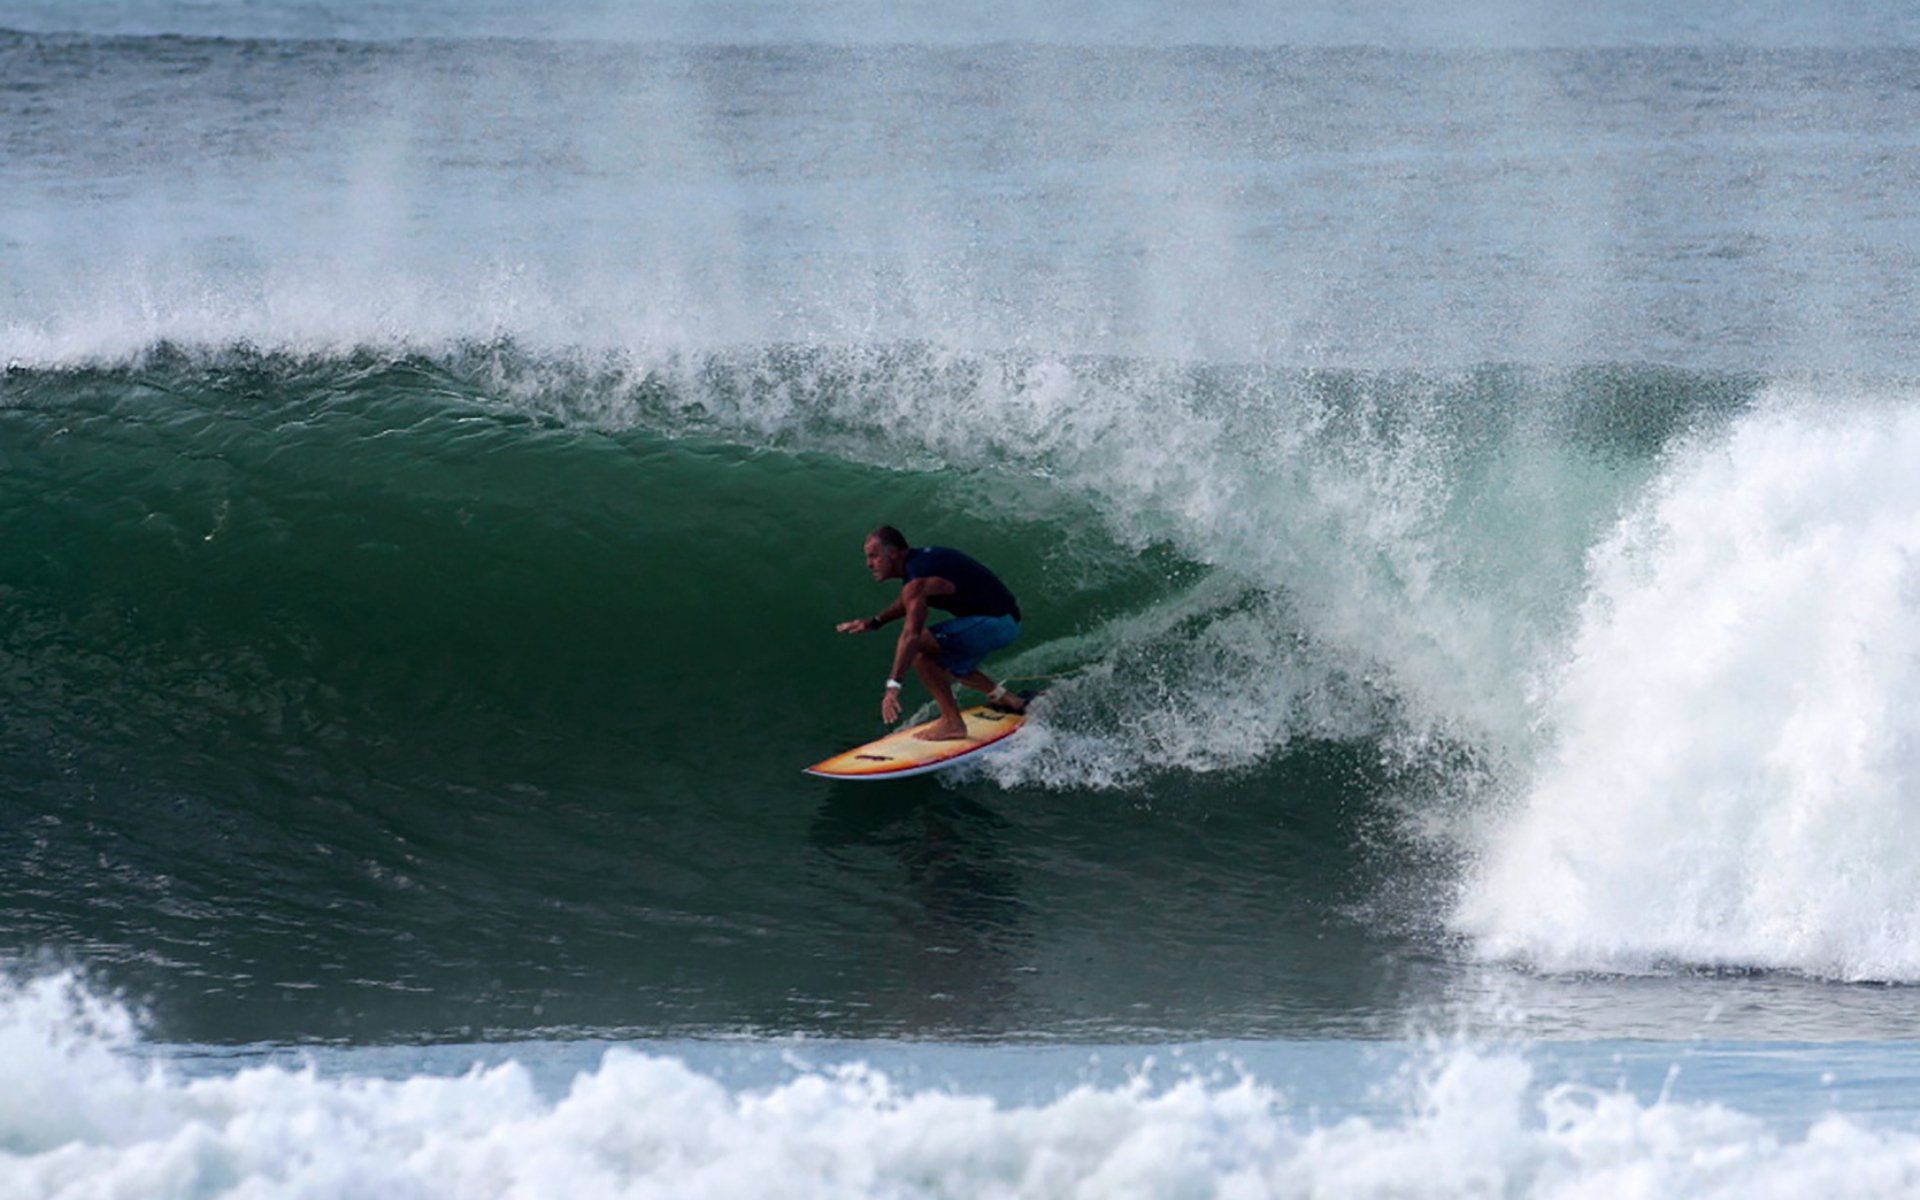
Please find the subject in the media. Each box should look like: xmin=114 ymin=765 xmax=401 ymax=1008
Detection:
xmin=7 ymin=973 xmax=1920 ymax=1199
xmin=1459 ymin=389 xmax=1920 ymax=980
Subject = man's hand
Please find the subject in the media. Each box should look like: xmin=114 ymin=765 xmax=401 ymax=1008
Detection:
xmin=836 ymin=617 xmax=879 ymax=634
xmin=881 ymin=688 xmax=902 ymax=723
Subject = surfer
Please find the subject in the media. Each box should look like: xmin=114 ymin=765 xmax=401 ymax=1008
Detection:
xmin=836 ymin=526 xmax=1026 ymax=740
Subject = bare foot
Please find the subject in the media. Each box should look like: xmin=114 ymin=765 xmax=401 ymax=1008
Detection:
xmin=989 ymin=693 xmax=1027 ymax=713
xmin=914 ymin=722 xmax=971 ymax=741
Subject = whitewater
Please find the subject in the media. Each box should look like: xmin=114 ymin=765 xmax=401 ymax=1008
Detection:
xmin=7 ymin=1 xmax=1920 ymax=1195
xmin=11 ymin=973 xmax=1920 ymax=1199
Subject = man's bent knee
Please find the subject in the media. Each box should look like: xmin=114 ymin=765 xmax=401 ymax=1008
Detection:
xmin=913 ymin=655 xmax=951 ymax=683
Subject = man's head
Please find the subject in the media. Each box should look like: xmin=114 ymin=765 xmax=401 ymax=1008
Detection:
xmin=863 ymin=525 xmax=910 ymax=580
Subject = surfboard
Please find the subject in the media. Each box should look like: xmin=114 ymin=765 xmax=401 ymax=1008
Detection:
xmin=805 ymin=704 xmax=1029 ymax=780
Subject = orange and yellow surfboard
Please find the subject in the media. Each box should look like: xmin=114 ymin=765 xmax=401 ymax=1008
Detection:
xmin=805 ymin=704 xmax=1029 ymax=780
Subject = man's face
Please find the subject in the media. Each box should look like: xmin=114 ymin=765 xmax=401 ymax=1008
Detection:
xmin=863 ymin=536 xmax=898 ymax=580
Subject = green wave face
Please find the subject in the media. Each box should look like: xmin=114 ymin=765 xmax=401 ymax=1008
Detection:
xmin=0 ymin=345 xmax=1755 ymax=1042
xmin=1 ymin=347 xmax=1191 ymax=774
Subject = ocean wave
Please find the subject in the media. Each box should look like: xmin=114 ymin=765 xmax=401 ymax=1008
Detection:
xmin=5 ymin=343 xmax=1722 ymax=787
xmin=18 ymin=344 xmax=1920 ymax=1004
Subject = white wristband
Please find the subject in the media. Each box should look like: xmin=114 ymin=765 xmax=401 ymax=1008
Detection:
xmin=885 ymin=679 xmax=903 ymax=690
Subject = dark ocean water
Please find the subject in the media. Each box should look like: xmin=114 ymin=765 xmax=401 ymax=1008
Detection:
xmin=8 ymin=9 xmax=1920 ymax=1195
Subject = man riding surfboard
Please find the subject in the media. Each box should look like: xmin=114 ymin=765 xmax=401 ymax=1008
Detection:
xmin=836 ymin=526 xmax=1027 ymax=740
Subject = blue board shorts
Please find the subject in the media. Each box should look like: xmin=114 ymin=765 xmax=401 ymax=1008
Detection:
xmin=929 ymin=614 xmax=1020 ymax=677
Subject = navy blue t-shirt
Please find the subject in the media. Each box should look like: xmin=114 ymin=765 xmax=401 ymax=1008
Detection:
xmin=905 ymin=547 xmax=1021 ymax=621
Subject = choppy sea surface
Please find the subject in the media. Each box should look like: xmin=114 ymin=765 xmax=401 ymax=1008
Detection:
xmin=6 ymin=2 xmax=1920 ymax=1195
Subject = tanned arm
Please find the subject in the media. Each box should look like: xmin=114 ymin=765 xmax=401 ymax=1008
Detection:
xmin=867 ymin=594 xmax=908 ymax=630
xmin=877 ymin=576 xmax=955 ymax=722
